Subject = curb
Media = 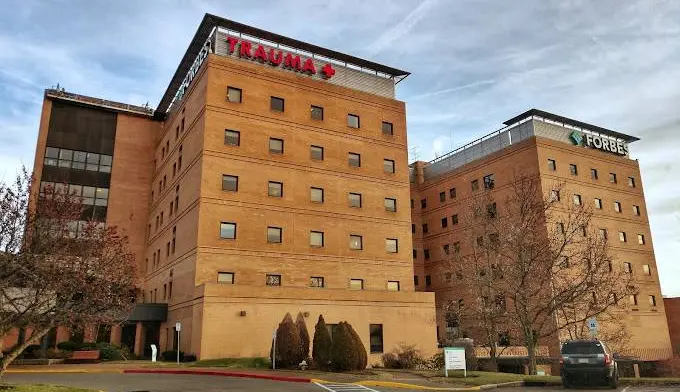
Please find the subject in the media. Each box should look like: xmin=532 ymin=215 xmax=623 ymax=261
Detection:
xmin=356 ymin=380 xmax=481 ymax=391
xmin=6 ymin=369 xmax=123 ymax=374
xmin=479 ymin=381 xmax=524 ymax=389
xmin=123 ymin=369 xmax=311 ymax=383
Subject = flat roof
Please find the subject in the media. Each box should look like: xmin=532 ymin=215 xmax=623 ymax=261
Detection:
xmin=155 ymin=13 xmax=410 ymax=119
xmin=45 ymin=89 xmax=154 ymax=117
xmin=503 ymin=108 xmax=639 ymax=143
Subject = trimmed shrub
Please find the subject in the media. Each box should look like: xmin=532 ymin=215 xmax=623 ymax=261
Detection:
xmin=184 ymin=354 xmax=197 ymax=362
xmin=80 ymin=342 xmax=99 ymax=350
xmin=312 ymin=315 xmax=332 ymax=370
xmin=95 ymin=342 xmax=124 ymax=360
xmin=381 ymin=344 xmax=423 ymax=369
xmin=331 ymin=322 xmax=359 ymax=371
xmin=46 ymin=348 xmax=64 ymax=359
xmin=23 ymin=344 xmax=43 ymax=359
xmin=296 ymin=312 xmax=310 ymax=360
xmin=162 ymin=350 xmax=184 ymax=361
xmin=273 ymin=313 xmax=303 ymax=368
xmin=346 ymin=322 xmax=367 ymax=370
xmin=57 ymin=341 xmax=81 ymax=351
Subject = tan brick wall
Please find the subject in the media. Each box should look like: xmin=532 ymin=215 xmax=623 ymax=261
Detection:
xmin=664 ymin=298 xmax=680 ymax=355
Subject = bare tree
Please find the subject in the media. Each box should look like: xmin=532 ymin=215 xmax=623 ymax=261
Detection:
xmin=441 ymin=175 xmax=633 ymax=374
xmin=0 ymin=169 xmax=137 ymax=376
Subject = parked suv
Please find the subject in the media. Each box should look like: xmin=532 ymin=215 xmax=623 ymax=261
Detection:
xmin=560 ymin=339 xmax=619 ymax=388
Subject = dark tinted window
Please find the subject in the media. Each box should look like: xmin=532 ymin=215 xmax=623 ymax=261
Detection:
xmin=561 ymin=342 xmax=605 ymax=355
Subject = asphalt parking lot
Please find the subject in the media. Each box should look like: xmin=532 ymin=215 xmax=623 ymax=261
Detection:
xmin=3 ymin=373 xmax=679 ymax=392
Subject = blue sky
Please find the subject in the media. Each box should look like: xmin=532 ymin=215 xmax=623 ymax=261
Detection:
xmin=1 ymin=1 xmax=679 ymax=295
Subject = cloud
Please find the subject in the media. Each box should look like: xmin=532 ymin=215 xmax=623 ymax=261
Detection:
xmin=365 ymin=0 xmax=440 ymax=55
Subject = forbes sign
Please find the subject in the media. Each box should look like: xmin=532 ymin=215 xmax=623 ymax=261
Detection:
xmin=570 ymin=131 xmax=628 ymax=156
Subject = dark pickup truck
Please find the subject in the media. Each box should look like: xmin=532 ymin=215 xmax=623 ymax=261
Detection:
xmin=560 ymin=339 xmax=619 ymax=389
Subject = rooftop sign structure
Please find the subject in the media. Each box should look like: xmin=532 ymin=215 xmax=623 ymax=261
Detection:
xmin=157 ymin=14 xmax=410 ymax=118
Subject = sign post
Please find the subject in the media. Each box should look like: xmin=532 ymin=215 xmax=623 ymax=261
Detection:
xmin=588 ymin=318 xmax=598 ymax=338
xmin=444 ymin=347 xmax=467 ymax=378
xmin=175 ymin=322 xmax=182 ymax=365
xmin=272 ymin=330 xmax=277 ymax=370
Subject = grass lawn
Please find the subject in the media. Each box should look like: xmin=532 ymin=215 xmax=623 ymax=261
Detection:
xmin=0 ymin=385 xmax=97 ymax=392
xmin=189 ymin=357 xmax=271 ymax=368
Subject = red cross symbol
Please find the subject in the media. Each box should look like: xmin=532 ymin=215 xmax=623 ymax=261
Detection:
xmin=321 ymin=63 xmax=336 ymax=78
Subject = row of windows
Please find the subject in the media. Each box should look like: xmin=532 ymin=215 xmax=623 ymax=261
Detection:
xmin=553 ymin=190 xmax=642 ymax=216
xmin=224 ymin=131 xmax=397 ymax=173
xmin=39 ymin=181 xmax=109 ymax=206
xmin=598 ymin=228 xmax=646 ymax=244
xmin=418 ymin=174 xmax=494 ymax=209
xmin=222 ymin=175 xmax=398 ymax=210
xmin=225 ymin=86 xmax=396 ymax=136
xmin=219 ymin=222 xmax=400 ymax=252
xmin=44 ymin=147 xmax=112 ymax=173
xmin=621 ymin=261 xmax=653 ymax=276
xmin=548 ymin=159 xmax=637 ymax=187
xmin=216 ymin=271 xmax=400 ymax=292
xmin=150 ymin=186 xmax=180 ymax=236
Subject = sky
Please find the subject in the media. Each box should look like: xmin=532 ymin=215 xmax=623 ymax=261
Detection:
xmin=0 ymin=1 xmax=679 ymax=295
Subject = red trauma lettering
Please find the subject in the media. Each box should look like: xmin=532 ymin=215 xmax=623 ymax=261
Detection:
xmin=283 ymin=53 xmax=302 ymax=71
xmin=302 ymin=58 xmax=316 ymax=74
xmin=239 ymin=41 xmax=252 ymax=58
xmin=226 ymin=37 xmax=239 ymax=53
xmin=269 ymin=49 xmax=283 ymax=65
xmin=253 ymin=45 xmax=268 ymax=62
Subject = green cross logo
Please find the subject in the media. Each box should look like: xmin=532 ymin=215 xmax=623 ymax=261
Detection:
xmin=570 ymin=131 xmax=583 ymax=146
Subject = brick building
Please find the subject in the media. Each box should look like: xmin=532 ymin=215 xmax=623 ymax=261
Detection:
xmin=664 ymin=297 xmax=680 ymax=356
xmin=410 ymin=110 xmax=673 ymax=360
xmin=19 ymin=14 xmax=437 ymax=360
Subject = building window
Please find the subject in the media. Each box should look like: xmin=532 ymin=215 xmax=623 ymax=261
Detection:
xmin=424 ymin=249 xmax=430 ymax=260
xmin=439 ymin=191 xmax=446 ymax=203
xmin=614 ymin=201 xmax=622 ymax=213
xmin=43 ymin=147 xmax=112 ymax=173
xmin=413 ymin=249 xmax=417 ymax=259
xmin=624 ymin=262 xmax=632 ymax=273
xmin=311 ymin=105 xmax=324 ymax=120
xmin=386 ymin=238 xmax=398 ymax=253
xmin=410 ymin=199 xmax=414 ymax=209
xmin=382 ymin=121 xmax=393 ymax=136
xmin=591 ymin=168 xmax=598 ymax=180
xmin=594 ymin=198 xmax=602 ymax=209
xmin=217 ymin=272 xmax=234 ymax=284
xmin=414 ymin=275 xmax=419 ymax=286
xmin=227 ymin=86 xmax=242 ymax=103
xmin=387 ymin=281 xmax=400 ymax=292
xmin=225 ymin=130 xmax=240 ymax=146
xmin=349 ymin=192 xmax=362 ymax=208
xmin=311 ymin=187 xmax=324 ymax=203
xmin=220 ymin=222 xmax=236 ymax=239
xmin=222 ymin=175 xmax=238 ymax=191
xmin=649 ymin=295 xmax=657 ymax=307
xmin=411 ymin=224 xmax=415 ymax=233
xmin=581 ymin=225 xmax=587 ymax=236
xmin=348 ymin=152 xmax=361 ymax=167
xmin=453 ymin=242 xmax=461 ymax=253
xmin=573 ymin=194 xmax=582 ymax=206
xmin=483 ymin=174 xmax=495 ymax=190
xmin=422 ymin=224 xmax=429 ymax=234
xmin=421 ymin=198 xmax=427 ymax=209
xmin=347 ymin=114 xmax=360 ymax=128
xmin=369 ymin=324 xmax=384 ymax=353
xmin=384 ymin=198 xmax=397 ymax=212
xmin=310 ymin=145 xmax=324 ymax=160
xmin=569 ymin=164 xmax=578 ymax=176
xmin=548 ymin=159 xmax=556 ymax=171
xmin=267 ymin=227 xmax=282 ymax=243
xmin=630 ymin=294 xmax=638 ymax=306
xmin=609 ymin=172 xmax=617 ymax=183
xmin=638 ymin=234 xmax=645 ymax=245
xmin=310 ymin=231 xmax=324 ymax=247
xmin=172 ymin=227 xmax=176 ymax=254
xmin=628 ymin=177 xmax=636 ymax=187
xmin=266 ymin=274 xmax=281 ymax=286
xmin=452 ymin=214 xmax=459 ymax=225
xmin=551 ymin=190 xmax=561 ymax=201
xmin=599 ymin=228 xmax=608 ymax=240
xmin=310 ymin=276 xmax=324 ymax=288
xmin=383 ymin=159 xmax=395 ymax=173
xmin=619 ymin=231 xmax=627 ymax=243
xmin=441 ymin=217 xmax=448 ymax=228
xmin=425 ymin=275 xmax=431 ymax=286
xmin=471 ymin=179 xmax=479 ymax=191
xmin=349 ymin=279 xmax=364 ymax=290
xmin=269 ymin=138 xmax=284 ymax=154
xmin=643 ymin=264 xmax=651 ymax=275
xmin=270 ymin=96 xmax=284 ymax=112
xmin=557 ymin=222 xmax=565 ymax=234
xmin=487 ymin=202 xmax=497 ymax=218
xmin=349 ymin=235 xmax=363 ymax=250
xmin=633 ymin=205 xmax=640 ymax=216
xmin=443 ymin=244 xmax=450 ymax=255
xmin=268 ymin=181 xmax=283 ymax=197
xmin=449 ymin=188 xmax=457 ymax=198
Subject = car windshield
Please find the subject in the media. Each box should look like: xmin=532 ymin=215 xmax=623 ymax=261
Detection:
xmin=562 ymin=342 xmax=605 ymax=355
